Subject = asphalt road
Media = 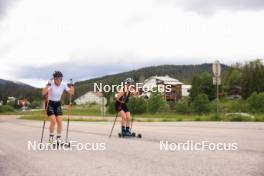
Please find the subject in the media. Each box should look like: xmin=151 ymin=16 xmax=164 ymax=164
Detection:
xmin=0 ymin=115 xmax=263 ymax=176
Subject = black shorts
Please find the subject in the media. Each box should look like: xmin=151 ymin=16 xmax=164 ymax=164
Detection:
xmin=47 ymin=101 xmax=63 ymax=117
xmin=115 ymin=101 xmax=129 ymax=113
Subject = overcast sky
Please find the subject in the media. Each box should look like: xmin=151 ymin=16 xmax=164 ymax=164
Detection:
xmin=1 ymin=0 xmax=264 ymax=87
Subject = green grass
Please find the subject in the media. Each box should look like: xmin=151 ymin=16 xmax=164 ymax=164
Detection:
xmin=0 ymin=105 xmax=103 ymax=116
xmin=19 ymin=114 xmax=107 ymax=122
xmin=2 ymin=103 xmax=264 ymax=122
xmin=17 ymin=113 xmax=264 ymax=122
xmin=133 ymin=113 xmax=213 ymax=121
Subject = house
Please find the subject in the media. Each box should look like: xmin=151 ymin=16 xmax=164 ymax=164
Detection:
xmin=74 ymin=91 xmax=107 ymax=106
xmin=18 ymin=99 xmax=30 ymax=107
xmin=182 ymin=85 xmax=192 ymax=97
xmin=18 ymin=99 xmax=30 ymax=111
xmin=7 ymin=97 xmax=16 ymax=104
xmin=142 ymin=75 xmax=184 ymax=101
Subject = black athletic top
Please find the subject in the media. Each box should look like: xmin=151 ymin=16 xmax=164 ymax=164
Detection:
xmin=117 ymin=87 xmax=131 ymax=104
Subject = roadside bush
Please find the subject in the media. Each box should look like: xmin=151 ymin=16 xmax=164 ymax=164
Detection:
xmin=175 ymin=97 xmax=190 ymax=114
xmin=195 ymin=117 xmax=201 ymax=121
xmin=212 ymin=99 xmax=249 ymax=113
xmin=127 ymin=97 xmax=146 ymax=114
xmin=192 ymin=93 xmax=211 ymax=114
xmin=29 ymin=100 xmax=42 ymax=109
xmin=147 ymin=91 xmax=169 ymax=114
xmin=6 ymin=101 xmax=20 ymax=109
xmin=167 ymin=101 xmax=176 ymax=111
xmin=107 ymin=101 xmax=116 ymax=114
xmin=225 ymin=113 xmax=254 ymax=121
xmin=230 ymin=99 xmax=249 ymax=112
xmin=254 ymin=115 xmax=264 ymax=122
xmin=210 ymin=114 xmax=221 ymax=121
xmin=247 ymin=92 xmax=264 ymax=113
xmin=0 ymin=105 xmax=15 ymax=113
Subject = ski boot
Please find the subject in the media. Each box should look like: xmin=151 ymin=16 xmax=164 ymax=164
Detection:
xmin=48 ymin=135 xmax=54 ymax=144
xmin=118 ymin=126 xmax=127 ymax=137
xmin=125 ymin=127 xmax=132 ymax=137
xmin=56 ymin=136 xmax=62 ymax=146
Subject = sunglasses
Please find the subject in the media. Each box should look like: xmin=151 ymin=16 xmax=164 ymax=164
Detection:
xmin=54 ymin=77 xmax=62 ymax=80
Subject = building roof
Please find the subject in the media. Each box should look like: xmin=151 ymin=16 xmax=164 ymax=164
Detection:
xmin=145 ymin=75 xmax=183 ymax=85
xmin=75 ymin=91 xmax=104 ymax=100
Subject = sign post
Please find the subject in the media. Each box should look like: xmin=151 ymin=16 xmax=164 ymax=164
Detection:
xmin=212 ymin=60 xmax=221 ymax=116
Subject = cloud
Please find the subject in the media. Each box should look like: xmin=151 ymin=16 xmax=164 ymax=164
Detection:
xmin=158 ymin=0 xmax=264 ymax=15
xmin=13 ymin=58 xmax=176 ymax=80
xmin=1 ymin=0 xmax=264 ymax=87
xmin=0 ymin=0 xmax=18 ymax=19
xmin=14 ymin=56 xmax=210 ymax=87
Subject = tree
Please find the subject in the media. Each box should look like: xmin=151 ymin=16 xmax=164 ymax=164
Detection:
xmin=199 ymin=72 xmax=216 ymax=101
xmin=247 ymin=92 xmax=264 ymax=113
xmin=107 ymin=100 xmax=116 ymax=114
xmin=225 ymin=69 xmax=242 ymax=91
xmin=241 ymin=60 xmax=264 ymax=99
xmin=192 ymin=93 xmax=211 ymax=114
xmin=189 ymin=72 xmax=216 ymax=101
xmin=175 ymin=97 xmax=190 ymax=113
xmin=147 ymin=91 xmax=168 ymax=114
xmin=127 ymin=97 xmax=146 ymax=114
xmin=189 ymin=76 xmax=201 ymax=101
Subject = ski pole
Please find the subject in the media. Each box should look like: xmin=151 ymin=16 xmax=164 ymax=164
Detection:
xmin=109 ymin=112 xmax=118 ymax=138
xmin=40 ymin=93 xmax=49 ymax=143
xmin=65 ymin=79 xmax=73 ymax=144
xmin=40 ymin=79 xmax=52 ymax=143
xmin=40 ymin=112 xmax=46 ymax=143
xmin=130 ymin=114 xmax=134 ymax=131
xmin=130 ymin=90 xmax=139 ymax=131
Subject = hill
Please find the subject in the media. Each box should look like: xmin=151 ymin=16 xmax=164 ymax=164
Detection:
xmin=0 ymin=79 xmax=42 ymax=102
xmin=74 ymin=63 xmax=231 ymax=99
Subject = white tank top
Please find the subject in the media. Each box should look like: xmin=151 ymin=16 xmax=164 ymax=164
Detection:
xmin=48 ymin=81 xmax=70 ymax=101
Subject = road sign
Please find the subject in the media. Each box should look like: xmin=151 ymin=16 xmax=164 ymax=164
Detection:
xmin=212 ymin=60 xmax=221 ymax=116
xmin=213 ymin=77 xmax=221 ymax=85
xmin=213 ymin=60 xmax=221 ymax=77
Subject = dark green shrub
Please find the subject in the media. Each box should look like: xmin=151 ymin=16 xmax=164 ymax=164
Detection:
xmin=128 ymin=97 xmax=146 ymax=114
xmin=210 ymin=114 xmax=221 ymax=121
xmin=107 ymin=101 xmax=116 ymax=114
xmin=192 ymin=93 xmax=211 ymax=114
xmin=0 ymin=105 xmax=15 ymax=113
xmin=29 ymin=100 xmax=42 ymax=109
xmin=225 ymin=113 xmax=254 ymax=121
xmin=147 ymin=91 xmax=169 ymax=114
xmin=175 ymin=98 xmax=190 ymax=114
xmin=247 ymin=92 xmax=264 ymax=113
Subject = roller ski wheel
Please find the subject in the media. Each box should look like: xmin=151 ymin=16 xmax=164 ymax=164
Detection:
xmin=54 ymin=142 xmax=70 ymax=148
xmin=61 ymin=142 xmax=70 ymax=147
xmin=132 ymin=132 xmax=142 ymax=138
xmin=118 ymin=132 xmax=142 ymax=138
xmin=131 ymin=132 xmax=142 ymax=138
xmin=118 ymin=132 xmax=132 ymax=138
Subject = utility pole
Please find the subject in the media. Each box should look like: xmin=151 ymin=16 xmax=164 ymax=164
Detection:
xmin=212 ymin=60 xmax=221 ymax=116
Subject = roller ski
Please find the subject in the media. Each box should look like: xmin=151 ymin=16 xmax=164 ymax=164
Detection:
xmin=48 ymin=135 xmax=70 ymax=147
xmin=56 ymin=137 xmax=70 ymax=147
xmin=118 ymin=132 xmax=142 ymax=138
xmin=118 ymin=127 xmax=142 ymax=138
